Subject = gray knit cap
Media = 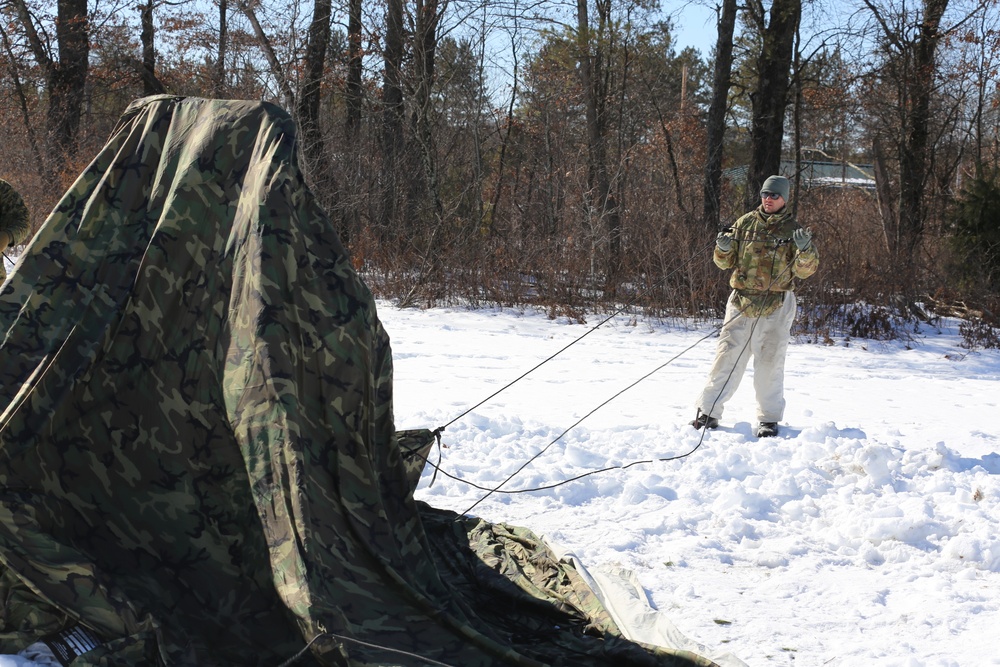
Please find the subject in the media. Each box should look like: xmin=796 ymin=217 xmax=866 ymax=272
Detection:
xmin=760 ymin=175 xmax=789 ymax=200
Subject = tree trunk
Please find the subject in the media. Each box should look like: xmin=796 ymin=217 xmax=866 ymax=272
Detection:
xmin=215 ymin=0 xmax=228 ymax=96
xmin=702 ymin=0 xmax=738 ymax=231
xmin=297 ymin=0 xmax=334 ymax=210
xmin=49 ymin=0 xmax=89 ymax=159
xmin=13 ymin=0 xmax=90 ymax=164
xmin=410 ymin=0 xmax=443 ymax=221
xmin=139 ymin=0 xmax=166 ymax=96
xmin=897 ymin=0 xmax=948 ymax=262
xmin=873 ymin=135 xmax=898 ymax=254
xmin=380 ymin=0 xmax=405 ymax=233
xmin=746 ymin=0 xmax=800 ymax=209
xmin=576 ymin=0 xmax=621 ymax=287
xmin=864 ymin=0 xmax=949 ymax=274
xmin=346 ymin=0 xmax=363 ymax=135
xmin=790 ymin=29 xmax=801 ymax=218
xmin=237 ymin=0 xmax=294 ymax=110
xmin=0 ymin=23 xmax=46 ymax=178
xmin=341 ymin=0 xmax=364 ymax=243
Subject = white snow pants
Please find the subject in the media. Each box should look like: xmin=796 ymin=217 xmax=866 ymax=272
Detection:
xmin=696 ymin=290 xmax=797 ymax=423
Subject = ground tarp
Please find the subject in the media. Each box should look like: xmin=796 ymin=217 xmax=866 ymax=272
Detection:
xmin=0 ymin=96 xmax=717 ymax=667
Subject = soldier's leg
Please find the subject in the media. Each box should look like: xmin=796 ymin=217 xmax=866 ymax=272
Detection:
xmin=696 ymin=294 xmax=754 ymax=420
xmin=751 ymin=292 xmax=797 ymax=422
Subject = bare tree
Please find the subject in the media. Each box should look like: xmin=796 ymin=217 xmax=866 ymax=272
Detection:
xmin=703 ymin=0 xmax=738 ymax=231
xmin=11 ymin=0 xmax=90 ymax=163
xmin=380 ymin=0 xmax=405 ymax=233
xmin=575 ymin=0 xmax=622 ymax=285
xmin=744 ymin=0 xmax=801 ymax=208
xmin=297 ymin=0 xmax=335 ymax=210
xmin=345 ymin=0 xmax=363 ymax=135
xmin=410 ymin=0 xmax=446 ymax=221
xmin=963 ymin=9 xmax=1000 ymax=174
xmin=215 ymin=0 xmax=229 ymax=96
xmin=863 ymin=0 xmax=950 ymax=264
xmin=236 ymin=0 xmax=295 ymax=110
xmin=0 ymin=21 xmax=46 ymax=179
xmin=139 ymin=0 xmax=167 ymax=95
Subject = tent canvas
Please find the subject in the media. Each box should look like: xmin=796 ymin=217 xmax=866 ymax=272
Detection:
xmin=0 ymin=96 xmax=717 ymax=667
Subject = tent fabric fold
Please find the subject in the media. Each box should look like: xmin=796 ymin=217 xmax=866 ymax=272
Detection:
xmin=0 ymin=95 xmax=716 ymax=667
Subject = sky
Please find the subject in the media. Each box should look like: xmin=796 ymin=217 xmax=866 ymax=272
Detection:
xmin=2 ymin=293 xmax=998 ymax=666
xmin=670 ymin=2 xmax=720 ymax=56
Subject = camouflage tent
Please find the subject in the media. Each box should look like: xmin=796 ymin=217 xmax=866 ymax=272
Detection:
xmin=0 ymin=96 xmax=716 ymax=667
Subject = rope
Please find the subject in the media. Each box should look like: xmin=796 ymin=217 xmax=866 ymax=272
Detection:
xmin=276 ymin=631 xmax=459 ymax=667
xmin=266 ymin=232 xmax=805 ymax=663
xmin=440 ymin=226 xmax=796 ymax=433
xmin=438 ymin=236 xmax=719 ymax=430
xmin=448 ymin=229 xmax=802 ymax=514
xmin=457 ymin=323 xmax=723 ymax=514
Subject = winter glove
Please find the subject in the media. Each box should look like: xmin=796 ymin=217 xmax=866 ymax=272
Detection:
xmin=792 ymin=227 xmax=813 ymax=251
xmin=716 ymin=232 xmax=734 ymax=252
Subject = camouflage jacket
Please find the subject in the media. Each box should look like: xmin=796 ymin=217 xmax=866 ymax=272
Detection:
xmin=714 ymin=206 xmax=819 ymax=317
xmin=0 ymin=179 xmax=30 ymax=246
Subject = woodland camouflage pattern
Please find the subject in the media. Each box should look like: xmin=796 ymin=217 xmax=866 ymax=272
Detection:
xmin=0 ymin=179 xmax=31 ymax=282
xmin=714 ymin=207 xmax=819 ymax=317
xmin=0 ymin=96 xmax=716 ymax=667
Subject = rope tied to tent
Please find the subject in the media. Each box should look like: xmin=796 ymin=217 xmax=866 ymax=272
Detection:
xmin=428 ymin=426 xmax=444 ymax=487
xmin=437 ymin=236 xmax=720 ymax=431
xmin=438 ymin=226 xmax=798 ymax=434
xmin=275 ymin=631 xmax=459 ymax=667
xmin=429 ymin=232 xmax=802 ymax=516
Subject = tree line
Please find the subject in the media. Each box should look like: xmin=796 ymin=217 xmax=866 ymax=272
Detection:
xmin=1 ymin=0 xmax=998 ymax=342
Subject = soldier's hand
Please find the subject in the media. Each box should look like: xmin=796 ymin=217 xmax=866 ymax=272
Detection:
xmin=792 ymin=227 xmax=813 ymax=251
xmin=716 ymin=232 xmax=734 ymax=252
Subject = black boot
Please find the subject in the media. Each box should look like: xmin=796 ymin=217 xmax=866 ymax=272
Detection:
xmin=690 ymin=410 xmax=719 ymax=430
xmin=756 ymin=422 xmax=779 ymax=438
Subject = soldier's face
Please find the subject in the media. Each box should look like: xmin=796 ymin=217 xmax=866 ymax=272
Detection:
xmin=761 ymin=193 xmax=785 ymax=214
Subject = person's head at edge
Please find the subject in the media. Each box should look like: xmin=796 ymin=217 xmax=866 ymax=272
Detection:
xmin=759 ymin=175 xmax=789 ymax=215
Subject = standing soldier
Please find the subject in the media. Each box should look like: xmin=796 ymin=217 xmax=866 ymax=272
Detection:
xmin=0 ymin=178 xmax=31 ymax=282
xmin=691 ymin=175 xmax=820 ymax=438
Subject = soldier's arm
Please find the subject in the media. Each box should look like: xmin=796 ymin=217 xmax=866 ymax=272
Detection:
xmin=713 ymin=216 xmax=745 ymax=270
xmin=713 ymin=243 xmax=737 ymax=269
xmin=791 ymin=240 xmax=819 ymax=279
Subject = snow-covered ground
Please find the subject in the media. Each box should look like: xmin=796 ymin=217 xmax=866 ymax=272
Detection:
xmin=2 ymin=295 xmax=997 ymax=667
xmin=385 ymin=303 xmax=999 ymax=667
